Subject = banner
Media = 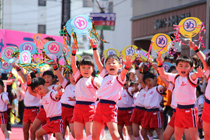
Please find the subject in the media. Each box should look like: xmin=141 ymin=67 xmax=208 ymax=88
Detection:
xmin=90 ymin=13 xmax=116 ymax=31
xmin=0 ymin=29 xmax=63 ymax=57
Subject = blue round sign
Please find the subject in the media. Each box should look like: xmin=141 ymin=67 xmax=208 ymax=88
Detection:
xmin=44 ymin=41 xmax=63 ymax=57
xmin=19 ymin=42 xmax=37 ymax=54
xmin=19 ymin=50 xmax=32 ymax=64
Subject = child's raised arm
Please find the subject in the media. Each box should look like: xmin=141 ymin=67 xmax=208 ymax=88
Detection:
xmin=12 ymin=64 xmax=27 ymax=83
xmin=156 ymin=54 xmax=169 ymax=80
xmin=27 ymin=74 xmax=37 ymax=97
xmin=189 ymin=41 xmax=208 ymax=71
xmin=90 ymin=38 xmax=104 ymax=73
xmin=121 ymin=55 xmax=133 ymax=82
xmin=191 ymin=66 xmax=203 ymax=80
xmin=70 ymin=43 xmax=79 ymax=75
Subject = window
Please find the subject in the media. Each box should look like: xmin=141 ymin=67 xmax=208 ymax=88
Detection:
xmin=38 ymin=24 xmax=46 ymax=34
xmin=38 ymin=0 xmax=46 ymax=6
xmin=83 ymin=0 xmax=92 ymax=7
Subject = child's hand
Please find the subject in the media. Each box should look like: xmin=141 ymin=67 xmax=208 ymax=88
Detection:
xmin=156 ymin=54 xmax=163 ymax=65
xmin=195 ymin=66 xmax=203 ymax=78
xmin=7 ymin=104 xmax=14 ymax=110
xmin=189 ymin=41 xmax=198 ymax=50
xmin=152 ymin=62 xmax=158 ymax=71
xmin=71 ymin=43 xmax=77 ymax=54
xmin=124 ymin=55 xmax=133 ymax=70
xmin=89 ymin=38 xmax=97 ymax=48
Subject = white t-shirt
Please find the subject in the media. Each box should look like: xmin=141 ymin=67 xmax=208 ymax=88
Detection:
xmin=40 ymin=90 xmax=62 ymax=118
xmin=204 ymin=69 xmax=210 ymax=100
xmin=0 ymin=92 xmax=9 ymax=112
xmin=60 ymin=78 xmax=76 ymax=106
xmin=117 ymin=89 xmax=133 ymax=108
xmin=134 ymin=88 xmax=147 ymax=107
xmin=168 ymin=73 xmax=198 ymax=105
xmin=144 ymin=85 xmax=163 ymax=109
xmin=74 ymin=70 xmax=99 ymax=102
xmin=196 ymin=95 xmax=205 ymax=115
xmin=167 ymin=82 xmax=177 ymax=109
xmin=97 ymin=69 xmax=126 ymax=103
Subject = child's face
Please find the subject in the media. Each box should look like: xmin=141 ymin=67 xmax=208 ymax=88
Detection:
xmin=43 ymin=75 xmax=54 ymax=87
xmin=69 ymin=73 xmax=75 ymax=85
xmin=129 ymin=73 xmax=136 ymax=81
xmin=34 ymin=85 xmax=46 ymax=96
xmin=0 ymin=85 xmax=4 ymax=93
xmin=79 ymin=65 xmax=93 ymax=78
xmin=176 ymin=61 xmax=193 ymax=77
xmin=144 ymin=78 xmax=156 ymax=89
xmin=105 ymin=58 xmax=121 ymax=75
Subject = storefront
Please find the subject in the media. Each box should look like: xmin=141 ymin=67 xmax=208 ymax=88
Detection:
xmin=131 ymin=1 xmax=206 ymax=56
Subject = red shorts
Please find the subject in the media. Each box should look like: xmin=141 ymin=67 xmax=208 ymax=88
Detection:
xmin=61 ymin=104 xmax=74 ymax=126
xmin=42 ymin=116 xmax=63 ymax=134
xmin=117 ymin=108 xmax=133 ymax=126
xmin=0 ymin=112 xmax=8 ymax=124
xmin=168 ymin=110 xmax=176 ymax=128
xmin=175 ymin=105 xmax=198 ymax=128
xmin=130 ymin=107 xmax=146 ymax=125
xmin=23 ymin=107 xmax=39 ymax=123
xmin=72 ymin=102 xmax=96 ymax=123
xmin=141 ymin=109 xmax=163 ymax=129
xmin=201 ymin=99 xmax=210 ymax=123
xmin=36 ymin=107 xmax=47 ymax=124
xmin=94 ymin=100 xmax=118 ymax=124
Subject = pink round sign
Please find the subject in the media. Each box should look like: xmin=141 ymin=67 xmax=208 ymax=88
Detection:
xmin=48 ymin=42 xmax=60 ymax=54
xmin=74 ymin=16 xmax=87 ymax=30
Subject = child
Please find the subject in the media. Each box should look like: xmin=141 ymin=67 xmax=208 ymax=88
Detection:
xmin=189 ymin=41 xmax=210 ymax=139
xmin=50 ymin=60 xmax=76 ymax=138
xmin=140 ymin=72 xmax=165 ymax=140
xmin=117 ymin=81 xmax=136 ymax=140
xmin=71 ymin=43 xmax=101 ymax=140
xmin=157 ymin=54 xmax=203 ymax=140
xmin=0 ymin=80 xmax=12 ymax=140
xmin=90 ymin=38 xmax=132 ymax=140
xmin=12 ymin=64 xmax=41 ymax=140
xmin=30 ymin=77 xmax=63 ymax=140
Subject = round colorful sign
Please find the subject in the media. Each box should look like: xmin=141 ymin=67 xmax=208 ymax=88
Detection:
xmin=19 ymin=42 xmax=37 ymax=54
xmin=33 ymin=34 xmax=42 ymax=42
xmin=66 ymin=19 xmax=73 ymax=35
xmin=0 ymin=61 xmax=12 ymax=73
xmin=178 ymin=17 xmax=201 ymax=38
xmin=19 ymin=51 xmax=32 ymax=64
xmin=151 ymin=33 xmax=171 ymax=54
xmin=137 ymin=49 xmax=153 ymax=62
xmin=121 ymin=45 xmax=138 ymax=60
xmin=163 ymin=62 xmax=172 ymax=72
xmin=71 ymin=15 xmax=92 ymax=35
xmin=103 ymin=48 xmax=120 ymax=59
xmin=2 ymin=47 xmax=16 ymax=61
xmin=203 ymin=49 xmax=210 ymax=57
xmin=44 ymin=41 xmax=63 ymax=56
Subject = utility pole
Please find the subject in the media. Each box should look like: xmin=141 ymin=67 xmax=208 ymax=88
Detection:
xmin=95 ymin=0 xmax=105 ymax=58
xmin=61 ymin=0 xmax=71 ymax=30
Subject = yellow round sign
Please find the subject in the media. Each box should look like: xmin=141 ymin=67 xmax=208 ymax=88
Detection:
xmin=103 ymin=48 xmax=120 ymax=59
xmin=178 ymin=17 xmax=201 ymax=38
xmin=137 ymin=49 xmax=153 ymax=62
xmin=33 ymin=34 xmax=42 ymax=42
xmin=121 ymin=45 xmax=138 ymax=60
xmin=151 ymin=33 xmax=171 ymax=54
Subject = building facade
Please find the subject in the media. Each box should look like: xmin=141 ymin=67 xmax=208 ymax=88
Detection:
xmin=131 ymin=0 xmax=208 ymax=56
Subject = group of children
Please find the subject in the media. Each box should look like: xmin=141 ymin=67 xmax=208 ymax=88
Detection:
xmin=0 ymin=39 xmax=210 ymax=140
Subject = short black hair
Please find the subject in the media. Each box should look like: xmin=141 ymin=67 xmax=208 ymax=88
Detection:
xmin=130 ymin=81 xmax=138 ymax=87
xmin=31 ymin=77 xmax=45 ymax=90
xmin=176 ymin=56 xmax=193 ymax=67
xmin=105 ymin=54 xmax=120 ymax=64
xmin=44 ymin=37 xmax=55 ymax=41
xmin=79 ymin=55 xmax=94 ymax=67
xmin=30 ymin=72 xmax=36 ymax=79
xmin=168 ymin=66 xmax=176 ymax=73
xmin=0 ymin=80 xmax=4 ymax=87
xmin=143 ymin=72 xmax=156 ymax=83
xmin=42 ymin=70 xmax=55 ymax=79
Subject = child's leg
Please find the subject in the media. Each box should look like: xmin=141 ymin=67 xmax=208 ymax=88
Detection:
xmin=106 ymin=122 xmax=121 ymax=140
xmin=35 ymin=127 xmax=48 ymax=140
xmin=154 ymin=128 xmax=163 ymax=140
xmin=1 ymin=124 xmax=9 ymax=138
xmin=174 ymin=126 xmax=184 ymax=140
xmin=23 ymin=122 xmax=30 ymax=140
xmin=132 ymin=123 xmax=140 ymax=139
xmin=117 ymin=125 xmax=124 ymax=140
xmin=74 ymin=121 xmax=84 ymax=139
xmin=85 ymin=121 xmax=93 ymax=137
xmin=30 ymin=118 xmax=43 ymax=140
xmin=203 ymin=121 xmax=210 ymax=139
xmin=92 ymin=121 xmax=104 ymax=140
xmin=163 ymin=125 xmax=174 ymax=140
xmin=141 ymin=128 xmax=149 ymax=140
xmin=188 ymin=127 xmax=200 ymax=140
xmin=126 ymin=125 xmax=135 ymax=140
xmin=69 ymin=123 xmax=75 ymax=138
xmin=55 ymin=132 xmax=64 ymax=140
xmin=183 ymin=129 xmax=192 ymax=140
